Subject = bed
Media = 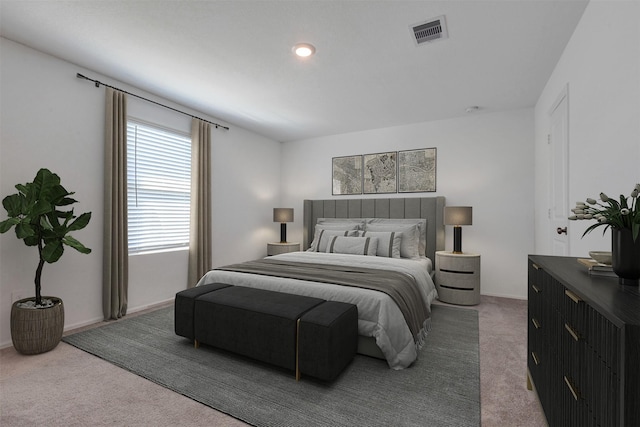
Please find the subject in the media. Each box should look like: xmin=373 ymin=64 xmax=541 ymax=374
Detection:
xmin=196 ymin=196 xmax=445 ymax=369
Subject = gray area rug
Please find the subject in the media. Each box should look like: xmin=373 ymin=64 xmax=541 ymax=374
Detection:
xmin=63 ymin=304 xmax=479 ymax=427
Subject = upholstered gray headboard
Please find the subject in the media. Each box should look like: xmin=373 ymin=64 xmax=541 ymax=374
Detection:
xmin=303 ymin=197 xmax=446 ymax=262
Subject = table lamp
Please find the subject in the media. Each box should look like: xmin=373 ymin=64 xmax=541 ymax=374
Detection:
xmin=273 ymin=208 xmax=294 ymax=243
xmin=444 ymin=206 xmax=473 ymax=254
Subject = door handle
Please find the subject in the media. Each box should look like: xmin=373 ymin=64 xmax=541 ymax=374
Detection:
xmin=557 ymin=227 xmax=567 ymax=235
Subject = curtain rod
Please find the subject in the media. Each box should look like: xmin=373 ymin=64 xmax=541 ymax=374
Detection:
xmin=76 ymin=73 xmax=229 ymax=131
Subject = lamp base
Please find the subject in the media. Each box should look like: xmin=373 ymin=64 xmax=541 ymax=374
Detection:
xmin=280 ymin=223 xmax=287 ymax=243
xmin=453 ymin=226 xmax=463 ymax=254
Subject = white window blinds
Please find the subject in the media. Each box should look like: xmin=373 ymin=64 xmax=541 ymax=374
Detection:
xmin=127 ymin=120 xmax=191 ymax=253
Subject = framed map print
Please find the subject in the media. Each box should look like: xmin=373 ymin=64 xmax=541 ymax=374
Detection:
xmin=398 ymin=148 xmax=437 ymax=192
xmin=363 ymin=151 xmax=397 ymax=194
xmin=332 ymin=155 xmax=362 ymax=195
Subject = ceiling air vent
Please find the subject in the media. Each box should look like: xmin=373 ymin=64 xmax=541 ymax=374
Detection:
xmin=411 ymin=15 xmax=448 ymax=46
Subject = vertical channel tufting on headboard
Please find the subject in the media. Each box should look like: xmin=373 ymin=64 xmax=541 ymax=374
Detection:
xmin=303 ymin=197 xmax=445 ymax=262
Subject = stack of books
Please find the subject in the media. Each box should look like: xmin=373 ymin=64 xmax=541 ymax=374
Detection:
xmin=577 ymin=258 xmax=616 ymax=278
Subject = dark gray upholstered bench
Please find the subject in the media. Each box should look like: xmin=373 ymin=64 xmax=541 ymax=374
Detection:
xmin=174 ymin=283 xmax=232 ymax=340
xmin=298 ymin=300 xmax=358 ymax=382
xmin=175 ymin=284 xmax=357 ymax=382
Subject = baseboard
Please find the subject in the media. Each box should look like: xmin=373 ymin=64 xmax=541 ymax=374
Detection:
xmin=480 ymin=291 xmax=527 ymax=301
xmin=128 ymin=297 xmax=175 ymax=315
xmin=0 ymin=297 xmax=176 ymax=351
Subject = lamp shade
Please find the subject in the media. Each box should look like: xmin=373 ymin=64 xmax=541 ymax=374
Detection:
xmin=444 ymin=206 xmax=473 ymax=226
xmin=273 ymin=208 xmax=294 ymax=223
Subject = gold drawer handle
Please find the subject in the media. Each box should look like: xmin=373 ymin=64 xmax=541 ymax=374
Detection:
xmin=564 ymin=323 xmax=580 ymax=341
xmin=532 ymin=284 xmax=541 ymax=293
xmin=532 ymin=263 xmax=540 ymax=270
xmin=532 ymin=318 xmax=541 ymax=329
xmin=565 ymin=289 xmax=582 ymax=304
xmin=531 ymin=351 xmax=540 ymax=366
xmin=564 ymin=376 xmax=580 ymax=401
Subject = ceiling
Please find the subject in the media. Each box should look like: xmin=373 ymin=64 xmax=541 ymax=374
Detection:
xmin=0 ymin=0 xmax=589 ymax=142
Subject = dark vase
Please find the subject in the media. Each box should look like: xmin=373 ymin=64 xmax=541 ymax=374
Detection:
xmin=611 ymin=228 xmax=640 ymax=286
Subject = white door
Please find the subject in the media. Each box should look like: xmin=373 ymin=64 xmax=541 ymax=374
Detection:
xmin=548 ymin=86 xmax=570 ymax=256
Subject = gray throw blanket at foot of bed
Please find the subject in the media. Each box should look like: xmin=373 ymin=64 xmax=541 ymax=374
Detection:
xmin=216 ymin=258 xmax=429 ymax=341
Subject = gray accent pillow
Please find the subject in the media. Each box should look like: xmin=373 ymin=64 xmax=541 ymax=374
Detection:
xmin=365 ymin=223 xmax=420 ymax=259
xmin=365 ymin=218 xmax=427 ymax=257
xmin=309 ymin=224 xmax=360 ymax=252
xmin=325 ymin=236 xmax=378 ymax=256
xmin=359 ymin=231 xmax=402 ymax=258
xmin=309 ymin=229 xmax=358 ymax=252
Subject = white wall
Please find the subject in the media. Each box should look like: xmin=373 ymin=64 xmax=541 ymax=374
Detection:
xmin=534 ymin=1 xmax=640 ymax=257
xmin=281 ymin=109 xmax=535 ymax=299
xmin=0 ymin=38 xmax=282 ymax=348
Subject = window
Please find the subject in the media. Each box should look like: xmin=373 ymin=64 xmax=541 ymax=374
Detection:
xmin=127 ymin=120 xmax=191 ymax=253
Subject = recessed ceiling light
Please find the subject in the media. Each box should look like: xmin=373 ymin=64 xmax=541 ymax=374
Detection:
xmin=293 ymin=43 xmax=316 ymax=58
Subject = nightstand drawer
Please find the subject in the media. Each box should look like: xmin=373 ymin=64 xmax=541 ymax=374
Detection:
xmin=437 ymin=270 xmax=478 ymax=290
xmin=437 ymin=255 xmax=479 ymax=273
xmin=267 ymin=242 xmax=300 ymax=256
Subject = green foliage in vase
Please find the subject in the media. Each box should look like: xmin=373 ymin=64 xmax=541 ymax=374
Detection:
xmin=569 ymin=183 xmax=640 ymax=242
xmin=0 ymin=168 xmax=92 ymax=305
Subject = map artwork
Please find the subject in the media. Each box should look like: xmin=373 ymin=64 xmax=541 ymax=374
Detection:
xmin=332 ymin=155 xmax=362 ymax=195
xmin=364 ymin=152 xmax=397 ymax=194
xmin=398 ymin=148 xmax=436 ymax=192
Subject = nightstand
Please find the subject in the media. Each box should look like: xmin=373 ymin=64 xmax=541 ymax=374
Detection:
xmin=267 ymin=242 xmax=300 ymax=256
xmin=435 ymin=251 xmax=481 ymax=305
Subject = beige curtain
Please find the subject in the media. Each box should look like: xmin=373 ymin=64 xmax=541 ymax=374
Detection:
xmin=188 ymin=119 xmax=213 ymax=287
xmin=103 ymin=88 xmax=128 ymax=319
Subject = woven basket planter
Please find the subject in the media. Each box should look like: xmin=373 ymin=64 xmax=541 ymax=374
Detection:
xmin=11 ymin=297 xmax=64 ymax=355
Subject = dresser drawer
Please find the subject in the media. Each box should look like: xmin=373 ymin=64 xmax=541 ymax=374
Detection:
xmin=558 ymin=350 xmax=619 ymax=426
xmin=560 ymin=285 xmax=621 ymax=372
xmin=528 ymin=261 xmax=546 ymax=313
xmin=528 ymin=314 xmax=546 ymax=390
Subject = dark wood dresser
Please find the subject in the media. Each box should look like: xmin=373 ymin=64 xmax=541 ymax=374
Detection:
xmin=527 ymin=255 xmax=640 ymax=426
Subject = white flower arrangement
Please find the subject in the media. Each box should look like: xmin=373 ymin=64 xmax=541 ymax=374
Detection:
xmin=569 ymin=183 xmax=640 ymax=242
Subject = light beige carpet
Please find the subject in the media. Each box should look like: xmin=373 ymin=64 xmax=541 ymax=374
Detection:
xmin=0 ymin=295 xmax=546 ymax=426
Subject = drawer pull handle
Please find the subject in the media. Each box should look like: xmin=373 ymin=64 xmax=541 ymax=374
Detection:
xmin=531 ymin=352 xmax=540 ymax=366
xmin=532 ymin=263 xmax=540 ymax=270
xmin=564 ymin=323 xmax=580 ymax=341
xmin=532 ymin=284 xmax=541 ymax=293
xmin=564 ymin=376 xmax=580 ymax=401
xmin=532 ymin=318 xmax=541 ymax=329
xmin=565 ymin=289 xmax=582 ymax=304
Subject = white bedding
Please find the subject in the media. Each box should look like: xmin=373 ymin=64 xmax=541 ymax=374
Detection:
xmin=196 ymin=251 xmax=438 ymax=369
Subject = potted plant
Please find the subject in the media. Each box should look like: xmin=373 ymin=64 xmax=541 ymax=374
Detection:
xmin=0 ymin=168 xmax=91 ymax=354
xmin=569 ymin=183 xmax=640 ymax=285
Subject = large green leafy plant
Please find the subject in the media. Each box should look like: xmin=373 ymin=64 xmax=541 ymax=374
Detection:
xmin=0 ymin=168 xmax=92 ymax=306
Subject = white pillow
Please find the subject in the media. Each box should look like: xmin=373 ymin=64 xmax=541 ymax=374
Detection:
xmin=325 ymin=236 xmax=378 ymax=256
xmin=365 ymin=223 xmax=420 ymax=259
xmin=366 ymin=219 xmax=427 ymax=257
xmin=309 ymin=224 xmax=358 ymax=252
xmin=317 ymin=218 xmax=365 ymax=230
xmin=358 ymin=231 xmax=402 ymax=258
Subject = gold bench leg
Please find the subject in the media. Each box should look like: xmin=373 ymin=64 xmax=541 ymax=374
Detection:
xmin=295 ymin=319 xmax=301 ymax=381
xmin=194 ymin=339 xmax=200 ymax=349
